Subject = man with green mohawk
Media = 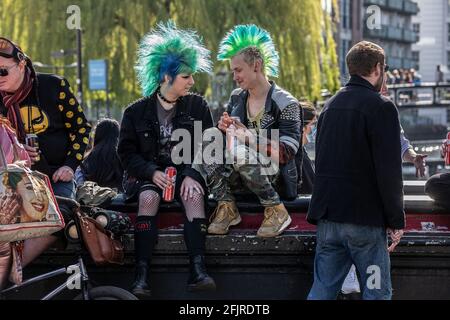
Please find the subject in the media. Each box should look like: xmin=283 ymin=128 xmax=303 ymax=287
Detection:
xmin=118 ymin=21 xmax=215 ymax=298
xmin=204 ymin=24 xmax=303 ymax=237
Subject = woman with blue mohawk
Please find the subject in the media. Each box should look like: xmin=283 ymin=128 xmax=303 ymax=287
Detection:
xmin=203 ymin=24 xmax=303 ymax=238
xmin=118 ymin=22 xmax=215 ymax=298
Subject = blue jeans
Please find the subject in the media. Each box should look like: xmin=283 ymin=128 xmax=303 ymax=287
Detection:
xmin=307 ymin=220 xmax=392 ymax=300
xmin=51 ymin=180 xmax=76 ymax=222
xmin=51 ymin=180 xmax=76 ymax=199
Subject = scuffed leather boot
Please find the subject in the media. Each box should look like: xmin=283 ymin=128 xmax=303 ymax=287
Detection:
xmin=131 ymin=215 xmax=158 ymax=299
xmin=131 ymin=261 xmax=151 ymax=299
xmin=187 ymin=255 xmax=216 ymax=292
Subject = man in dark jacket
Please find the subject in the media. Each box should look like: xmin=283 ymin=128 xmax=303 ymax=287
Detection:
xmin=202 ymin=25 xmax=302 ymax=238
xmin=306 ymin=41 xmax=405 ymax=300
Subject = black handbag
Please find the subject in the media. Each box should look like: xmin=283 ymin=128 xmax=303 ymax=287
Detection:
xmin=122 ymin=171 xmax=142 ymax=203
xmin=88 ymin=207 xmax=131 ymax=236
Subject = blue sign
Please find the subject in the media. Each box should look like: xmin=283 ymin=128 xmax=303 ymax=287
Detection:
xmin=89 ymin=59 xmax=107 ymax=91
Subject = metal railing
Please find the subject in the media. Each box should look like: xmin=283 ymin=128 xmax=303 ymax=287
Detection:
xmin=364 ymin=0 xmax=419 ymax=14
xmin=364 ymin=0 xmax=387 ymax=6
xmin=403 ymin=0 xmax=419 ymax=14
xmin=387 ymin=0 xmax=404 ymax=11
xmin=388 ymin=82 xmax=450 ymax=107
xmin=364 ymin=25 xmax=419 ymax=43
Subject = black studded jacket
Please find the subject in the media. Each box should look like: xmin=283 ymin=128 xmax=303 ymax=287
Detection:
xmin=226 ymin=81 xmax=303 ymax=200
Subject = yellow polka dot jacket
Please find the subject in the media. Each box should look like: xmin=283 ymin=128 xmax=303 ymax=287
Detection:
xmin=0 ymin=73 xmax=92 ymax=177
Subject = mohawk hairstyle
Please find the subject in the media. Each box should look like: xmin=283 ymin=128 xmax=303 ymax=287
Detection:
xmin=135 ymin=21 xmax=212 ymax=97
xmin=217 ymin=24 xmax=280 ymax=77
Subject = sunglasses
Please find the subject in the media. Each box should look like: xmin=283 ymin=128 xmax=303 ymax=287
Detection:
xmin=375 ymin=63 xmax=389 ymax=73
xmin=0 ymin=37 xmax=25 ymax=61
xmin=0 ymin=64 xmax=18 ymax=77
xmin=379 ymin=62 xmax=389 ymax=72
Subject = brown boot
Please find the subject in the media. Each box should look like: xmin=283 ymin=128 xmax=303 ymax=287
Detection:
xmin=208 ymin=201 xmax=241 ymax=235
xmin=257 ymin=203 xmax=292 ymax=237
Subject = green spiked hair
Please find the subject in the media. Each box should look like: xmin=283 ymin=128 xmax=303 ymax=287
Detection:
xmin=217 ymin=24 xmax=280 ymax=77
xmin=135 ymin=21 xmax=212 ymax=97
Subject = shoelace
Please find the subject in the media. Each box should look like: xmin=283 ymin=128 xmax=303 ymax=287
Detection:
xmin=209 ymin=203 xmax=229 ymax=223
xmin=262 ymin=208 xmax=276 ymax=226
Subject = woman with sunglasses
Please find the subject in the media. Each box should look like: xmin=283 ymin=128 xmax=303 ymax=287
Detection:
xmin=0 ymin=37 xmax=91 ymax=289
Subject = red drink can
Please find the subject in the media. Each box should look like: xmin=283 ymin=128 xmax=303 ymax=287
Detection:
xmin=163 ymin=167 xmax=177 ymax=202
xmin=445 ymin=132 xmax=450 ymax=166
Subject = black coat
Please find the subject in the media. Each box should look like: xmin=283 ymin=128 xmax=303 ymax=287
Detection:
xmin=118 ymin=92 xmax=214 ymax=185
xmin=307 ymin=76 xmax=405 ymax=229
xmin=0 ymin=73 xmax=91 ymax=177
xmin=297 ymin=147 xmax=314 ymax=195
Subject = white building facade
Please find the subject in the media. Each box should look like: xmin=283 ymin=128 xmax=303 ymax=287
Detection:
xmin=412 ymin=0 xmax=450 ymax=81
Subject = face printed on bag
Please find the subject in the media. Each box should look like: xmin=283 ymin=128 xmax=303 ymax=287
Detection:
xmin=16 ymin=174 xmax=49 ymax=223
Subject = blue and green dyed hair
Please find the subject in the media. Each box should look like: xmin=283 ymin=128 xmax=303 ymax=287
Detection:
xmin=217 ymin=24 xmax=279 ymax=77
xmin=135 ymin=21 xmax=212 ymax=97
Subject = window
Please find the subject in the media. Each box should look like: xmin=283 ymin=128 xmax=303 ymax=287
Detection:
xmin=348 ymin=0 xmax=352 ymax=29
xmin=413 ymin=23 xmax=420 ymax=41
xmin=447 ymin=23 xmax=450 ymax=43
xmin=412 ymin=51 xmax=420 ymax=71
xmin=340 ymin=39 xmax=352 ymax=77
xmin=397 ymin=16 xmax=405 ymax=29
xmin=447 ymin=51 xmax=450 ymax=70
xmin=340 ymin=0 xmax=351 ymax=30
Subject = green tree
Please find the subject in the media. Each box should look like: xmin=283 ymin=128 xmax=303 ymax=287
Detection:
xmin=0 ymin=0 xmax=340 ymax=118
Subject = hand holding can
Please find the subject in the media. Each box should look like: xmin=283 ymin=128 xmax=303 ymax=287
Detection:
xmin=230 ymin=116 xmax=242 ymax=127
xmin=163 ymin=167 xmax=177 ymax=202
xmin=25 ymin=133 xmax=40 ymax=162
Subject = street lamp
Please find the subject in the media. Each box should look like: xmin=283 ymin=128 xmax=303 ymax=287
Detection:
xmin=46 ymin=29 xmax=83 ymax=106
xmin=34 ymin=61 xmax=77 ymax=74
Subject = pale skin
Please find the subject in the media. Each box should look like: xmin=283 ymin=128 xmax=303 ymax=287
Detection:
xmin=0 ymin=56 xmax=26 ymax=93
xmin=361 ymin=62 xmax=405 ymax=252
xmin=217 ymin=53 xmax=280 ymax=163
xmin=440 ymin=141 xmax=447 ymax=159
xmin=0 ymin=56 xmax=73 ymax=183
xmin=151 ymin=73 xmax=205 ymax=201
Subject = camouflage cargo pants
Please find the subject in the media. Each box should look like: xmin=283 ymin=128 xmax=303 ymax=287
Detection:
xmin=193 ymin=128 xmax=281 ymax=207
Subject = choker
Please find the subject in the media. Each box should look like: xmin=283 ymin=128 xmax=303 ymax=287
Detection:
xmin=157 ymin=89 xmax=177 ymax=104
